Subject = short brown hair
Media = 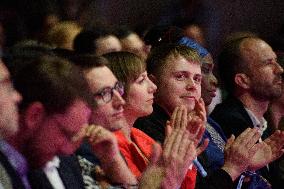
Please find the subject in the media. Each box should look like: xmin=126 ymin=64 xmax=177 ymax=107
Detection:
xmin=103 ymin=51 xmax=145 ymax=96
xmin=146 ymin=44 xmax=201 ymax=79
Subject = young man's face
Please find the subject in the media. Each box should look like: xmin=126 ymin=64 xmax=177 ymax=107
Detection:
xmin=85 ymin=66 xmax=126 ymax=131
xmin=0 ymin=62 xmax=22 ymax=138
xmin=155 ymin=55 xmax=202 ymax=115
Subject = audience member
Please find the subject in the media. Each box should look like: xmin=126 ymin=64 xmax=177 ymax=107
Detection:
xmin=210 ymin=33 xmax=284 ymax=187
xmin=8 ymin=55 xmax=94 ymax=188
xmin=73 ymin=27 xmax=122 ymax=56
xmin=45 ymin=21 xmax=82 ymax=50
xmin=115 ymin=26 xmax=148 ymax=60
xmin=0 ymin=59 xmax=26 ymax=188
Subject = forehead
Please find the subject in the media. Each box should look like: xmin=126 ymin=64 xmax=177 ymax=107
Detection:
xmin=240 ymin=39 xmax=276 ymax=64
xmin=85 ymin=66 xmax=117 ymax=92
xmin=163 ymin=55 xmax=201 ymax=74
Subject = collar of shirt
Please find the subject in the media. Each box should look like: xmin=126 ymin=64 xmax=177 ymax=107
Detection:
xmin=43 ymin=156 xmax=60 ymax=171
xmin=244 ymin=108 xmax=268 ymax=136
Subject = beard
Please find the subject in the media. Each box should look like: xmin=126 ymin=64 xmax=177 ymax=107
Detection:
xmin=250 ymin=80 xmax=282 ymax=101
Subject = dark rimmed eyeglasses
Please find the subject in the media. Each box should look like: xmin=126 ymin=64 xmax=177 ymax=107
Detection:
xmin=93 ymin=81 xmax=124 ymax=103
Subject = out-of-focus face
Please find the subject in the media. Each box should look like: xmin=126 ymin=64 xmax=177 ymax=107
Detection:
xmin=184 ymin=25 xmax=206 ymax=47
xmin=155 ymin=55 xmax=202 ymax=115
xmin=29 ymin=99 xmax=91 ymax=162
xmin=96 ymin=35 xmax=122 ymax=56
xmin=201 ymin=54 xmax=218 ymax=106
xmin=240 ymin=38 xmax=283 ymax=100
xmin=0 ymin=62 xmax=22 ymax=138
xmin=85 ymin=66 xmax=126 ymax=131
xmin=120 ymin=33 xmax=147 ymax=60
xmin=125 ymin=71 xmax=157 ymax=119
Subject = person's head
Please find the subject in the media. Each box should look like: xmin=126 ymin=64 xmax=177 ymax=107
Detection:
xmin=104 ymin=51 xmax=157 ymax=120
xmin=173 ymin=18 xmax=206 ymax=47
xmin=73 ymin=27 xmax=122 ymax=56
xmin=143 ymin=25 xmax=217 ymax=107
xmin=147 ymin=44 xmax=202 ymax=115
xmin=13 ymin=55 xmax=93 ymax=168
xmin=0 ymin=60 xmax=22 ymax=139
xmin=115 ymin=26 xmax=147 ymax=60
xmin=45 ymin=21 xmax=82 ymax=50
xmin=218 ymin=33 xmax=283 ymax=101
xmin=177 ymin=36 xmax=217 ymax=107
xmin=72 ymin=55 xmax=126 ymax=131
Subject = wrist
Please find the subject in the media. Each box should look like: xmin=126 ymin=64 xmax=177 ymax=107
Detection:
xmin=221 ymin=164 xmax=243 ymax=181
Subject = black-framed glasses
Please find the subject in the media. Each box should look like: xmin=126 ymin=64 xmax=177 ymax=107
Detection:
xmin=93 ymin=81 xmax=124 ymax=103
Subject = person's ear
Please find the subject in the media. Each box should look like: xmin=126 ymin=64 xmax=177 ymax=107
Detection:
xmin=235 ymin=73 xmax=251 ymax=89
xmin=148 ymin=74 xmax=157 ymax=84
xmin=23 ymin=102 xmax=45 ymax=131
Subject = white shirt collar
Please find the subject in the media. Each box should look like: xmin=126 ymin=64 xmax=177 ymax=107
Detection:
xmin=245 ymin=107 xmax=267 ymax=135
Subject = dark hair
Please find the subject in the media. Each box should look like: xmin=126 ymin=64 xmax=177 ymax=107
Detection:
xmin=14 ymin=55 xmax=95 ymax=114
xmin=70 ymin=54 xmax=108 ymax=71
xmin=3 ymin=40 xmax=54 ymax=78
xmin=143 ymin=25 xmax=184 ymax=47
xmin=114 ymin=26 xmax=134 ymax=39
xmin=217 ymin=32 xmax=258 ymax=94
xmin=147 ymin=44 xmax=201 ymax=79
xmin=73 ymin=27 xmax=113 ymax=54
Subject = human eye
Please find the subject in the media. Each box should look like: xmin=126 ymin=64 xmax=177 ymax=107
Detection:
xmin=194 ymin=75 xmax=202 ymax=84
xmin=137 ymin=76 xmax=146 ymax=84
xmin=174 ymin=72 xmax=187 ymax=81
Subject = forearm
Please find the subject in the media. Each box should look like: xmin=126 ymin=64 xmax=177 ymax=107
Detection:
xmin=100 ymin=154 xmax=138 ymax=185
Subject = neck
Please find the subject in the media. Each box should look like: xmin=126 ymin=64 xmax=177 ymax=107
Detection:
xmin=237 ymin=93 xmax=269 ymax=120
xmin=121 ymin=111 xmax=137 ymax=141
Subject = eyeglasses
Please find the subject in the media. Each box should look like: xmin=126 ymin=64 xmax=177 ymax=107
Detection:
xmin=93 ymin=81 xmax=124 ymax=103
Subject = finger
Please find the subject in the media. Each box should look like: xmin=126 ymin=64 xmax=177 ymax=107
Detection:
xmin=195 ymin=124 xmax=206 ymax=143
xmin=165 ymin=120 xmax=172 ymax=137
xmin=175 ymin=106 xmax=183 ymax=130
xmin=196 ymin=138 xmax=209 ymax=155
xmin=245 ymin=128 xmax=261 ymax=149
xmin=195 ymin=98 xmax=206 ymax=122
xmin=71 ymin=124 xmax=89 ymax=142
xmin=178 ymin=130 xmax=192 ymax=158
xmin=86 ymin=124 xmax=97 ymax=137
xmin=170 ymin=106 xmax=179 ymax=128
xmin=180 ymin=106 xmax=188 ymax=130
xmin=184 ymin=142 xmax=197 ymax=166
xmin=150 ymin=143 xmax=162 ymax=165
xmin=169 ymin=129 xmax=184 ymax=156
xmin=163 ymin=130 xmax=178 ymax=156
xmin=233 ymin=128 xmax=252 ymax=145
xmin=224 ymin=134 xmax=235 ymax=151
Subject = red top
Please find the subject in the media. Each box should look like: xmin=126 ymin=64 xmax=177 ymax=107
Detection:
xmin=115 ymin=128 xmax=197 ymax=189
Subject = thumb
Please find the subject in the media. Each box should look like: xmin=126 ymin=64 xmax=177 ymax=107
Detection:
xmin=165 ymin=120 xmax=172 ymax=137
xmin=225 ymin=134 xmax=235 ymax=150
xmin=149 ymin=143 xmax=162 ymax=165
